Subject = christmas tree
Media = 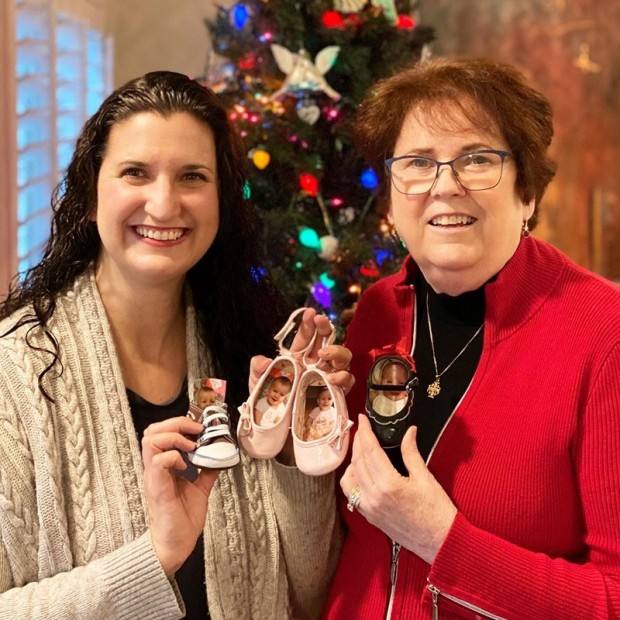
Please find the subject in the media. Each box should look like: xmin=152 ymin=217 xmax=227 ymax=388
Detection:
xmin=204 ymin=0 xmax=434 ymax=333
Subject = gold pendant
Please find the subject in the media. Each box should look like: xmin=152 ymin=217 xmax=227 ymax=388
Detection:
xmin=427 ymin=378 xmax=441 ymax=399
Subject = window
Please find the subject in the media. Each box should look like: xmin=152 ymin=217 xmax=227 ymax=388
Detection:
xmin=6 ymin=0 xmax=112 ymax=288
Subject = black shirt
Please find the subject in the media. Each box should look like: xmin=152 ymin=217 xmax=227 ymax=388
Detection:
xmin=387 ymin=276 xmax=485 ymax=474
xmin=127 ymin=385 xmax=210 ymax=620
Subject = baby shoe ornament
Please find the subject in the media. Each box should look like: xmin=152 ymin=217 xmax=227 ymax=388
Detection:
xmin=270 ymin=44 xmax=341 ymax=101
xmin=366 ymin=341 xmax=418 ymax=450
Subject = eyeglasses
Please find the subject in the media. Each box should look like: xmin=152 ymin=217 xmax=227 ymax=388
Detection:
xmin=384 ymin=149 xmax=513 ymax=195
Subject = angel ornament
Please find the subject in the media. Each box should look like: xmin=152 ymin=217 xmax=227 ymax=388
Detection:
xmin=270 ymin=44 xmax=341 ymax=101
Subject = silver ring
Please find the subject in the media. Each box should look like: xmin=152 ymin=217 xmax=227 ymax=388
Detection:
xmin=346 ymin=485 xmax=362 ymax=512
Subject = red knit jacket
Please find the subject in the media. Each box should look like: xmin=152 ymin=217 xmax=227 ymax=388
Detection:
xmin=323 ymin=238 xmax=620 ymax=620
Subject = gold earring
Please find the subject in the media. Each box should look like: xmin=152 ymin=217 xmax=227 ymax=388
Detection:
xmin=387 ymin=221 xmax=405 ymax=248
xmin=522 ymin=218 xmax=530 ymax=238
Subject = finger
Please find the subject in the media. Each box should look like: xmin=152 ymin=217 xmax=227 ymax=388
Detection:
xmin=306 ymin=314 xmax=334 ymax=361
xmin=325 ymin=370 xmax=355 ymax=395
xmin=313 ymin=313 xmax=334 ymax=338
xmin=317 ymin=344 xmax=352 ymax=370
xmin=350 ymin=417 xmax=366 ymax=464
xmin=400 ymin=425 xmax=425 ymax=478
xmin=354 ymin=415 xmax=395 ymax=479
xmin=151 ymin=449 xmax=194 ymax=471
xmin=290 ymin=308 xmax=318 ymax=353
xmin=142 ymin=431 xmax=199 ymax=462
xmin=339 ymin=464 xmax=358 ymax=497
xmin=194 ymin=468 xmax=220 ymax=496
xmin=249 ymin=355 xmax=272 ymax=391
xmin=144 ymin=416 xmax=204 ymax=437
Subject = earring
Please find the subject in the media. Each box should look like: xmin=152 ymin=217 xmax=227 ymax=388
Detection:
xmin=522 ymin=218 xmax=530 ymax=238
xmin=387 ymin=221 xmax=405 ymax=248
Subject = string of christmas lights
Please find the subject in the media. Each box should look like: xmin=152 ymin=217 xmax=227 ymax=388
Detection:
xmin=203 ymin=0 xmax=434 ymax=332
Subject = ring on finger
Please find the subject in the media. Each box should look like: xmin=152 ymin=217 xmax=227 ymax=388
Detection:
xmin=330 ymin=364 xmax=351 ymax=373
xmin=346 ymin=485 xmax=362 ymax=512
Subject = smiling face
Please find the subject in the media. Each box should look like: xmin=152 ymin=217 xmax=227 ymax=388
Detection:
xmin=266 ymin=378 xmax=292 ymax=407
xmin=317 ymin=389 xmax=333 ymax=411
xmin=390 ymin=103 xmax=534 ymax=295
xmin=380 ymin=363 xmax=408 ymax=401
xmin=197 ymin=387 xmax=216 ymax=409
xmin=94 ymin=111 xmax=219 ymax=292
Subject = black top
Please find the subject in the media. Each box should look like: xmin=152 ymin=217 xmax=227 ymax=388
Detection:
xmin=387 ymin=276 xmax=485 ymax=474
xmin=127 ymin=385 xmax=210 ymax=620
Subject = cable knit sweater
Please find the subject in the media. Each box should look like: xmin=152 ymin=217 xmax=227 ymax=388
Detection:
xmin=324 ymin=238 xmax=620 ymax=619
xmin=0 ymin=270 xmax=342 ymax=620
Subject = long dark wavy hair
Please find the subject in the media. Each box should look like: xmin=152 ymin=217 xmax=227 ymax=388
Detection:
xmin=1 ymin=71 xmax=285 ymax=410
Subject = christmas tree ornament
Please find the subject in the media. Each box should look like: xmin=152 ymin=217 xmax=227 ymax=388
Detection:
xmin=333 ymin=0 xmax=365 ymax=13
xmin=337 ymin=207 xmax=356 ymax=225
xmin=204 ymin=52 xmax=237 ymax=94
xmin=270 ymin=44 xmax=342 ymax=100
xmin=319 ymin=235 xmax=340 ymax=260
xmin=296 ymin=97 xmax=321 ymax=125
xmin=250 ymin=148 xmax=271 ymax=170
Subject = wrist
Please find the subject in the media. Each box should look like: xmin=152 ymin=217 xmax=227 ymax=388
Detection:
xmin=151 ymin=534 xmax=191 ymax=578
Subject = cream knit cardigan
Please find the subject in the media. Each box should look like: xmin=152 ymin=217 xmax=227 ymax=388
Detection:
xmin=0 ymin=271 xmax=342 ymax=619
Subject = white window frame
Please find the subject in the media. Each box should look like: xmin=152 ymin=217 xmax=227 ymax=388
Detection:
xmin=1 ymin=0 xmax=111 ymax=297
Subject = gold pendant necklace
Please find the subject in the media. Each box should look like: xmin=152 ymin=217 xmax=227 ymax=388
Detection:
xmin=425 ymin=291 xmax=484 ymax=399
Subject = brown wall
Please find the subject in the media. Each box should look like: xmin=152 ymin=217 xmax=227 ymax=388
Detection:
xmin=420 ymin=0 xmax=620 ymax=281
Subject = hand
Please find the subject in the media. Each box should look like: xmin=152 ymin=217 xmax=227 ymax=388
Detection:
xmin=248 ymin=308 xmax=355 ymax=466
xmin=142 ymin=416 xmax=219 ymax=576
xmin=249 ymin=308 xmax=355 ymax=394
xmin=340 ymin=415 xmax=457 ymax=565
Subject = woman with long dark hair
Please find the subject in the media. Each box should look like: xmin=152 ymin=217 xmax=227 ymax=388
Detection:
xmin=0 ymin=71 xmax=349 ymax=619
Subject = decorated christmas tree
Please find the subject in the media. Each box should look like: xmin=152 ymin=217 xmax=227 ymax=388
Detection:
xmin=204 ymin=0 xmax=434 ymax=331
